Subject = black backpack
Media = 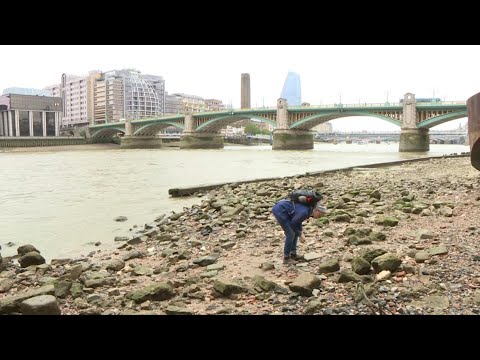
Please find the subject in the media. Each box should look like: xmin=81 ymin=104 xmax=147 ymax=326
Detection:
xmin=288 ymin=189 xmax=323 ymax=206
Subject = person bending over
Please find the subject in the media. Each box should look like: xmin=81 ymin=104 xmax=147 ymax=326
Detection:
xmin=272 ymin=199 xmax=327 ymax=264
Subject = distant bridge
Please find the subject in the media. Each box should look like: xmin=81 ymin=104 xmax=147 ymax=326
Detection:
xmin=87 ymin=93 xmax=467 ymax=152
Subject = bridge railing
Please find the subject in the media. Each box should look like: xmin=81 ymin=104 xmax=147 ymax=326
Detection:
xmin=287 ymin=102 xmax=403 ymax=109
xmin=416 ymin=101 xmax=466 ymax=106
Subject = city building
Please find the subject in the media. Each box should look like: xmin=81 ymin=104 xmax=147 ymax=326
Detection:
xmin=280 ymin=71 xmax=301 ymax=106
xmin=45 ymin=72 xmax=96 ymax=128
xmin=313 ymin=122 xmax=333 ymax=133
xmin=170 ymin=93 xmax=207 ymax=113
xmin=3 ymin=87 xmax=51 ymax=96
xmin=0 ymin=94 xmax=62 ymax=137
xmin=221 ymin=125 xmax=245 ymax=136
xmin=45 ymin=69 xmax=166 ymax=126
xmin=93 ymin=70 xmax=124 ymax=123
xmin=93 ymin=69 xmax=165 ymax=124
xmin=165 ymin=93 xmax=183 ymax=114
xmin=241 ymin=73 xmax=251 ymax=109
xmin=204 ymin=99 xmax=225 ymax=111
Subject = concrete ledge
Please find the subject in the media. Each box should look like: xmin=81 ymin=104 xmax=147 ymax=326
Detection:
xmin=0 ymin=137 xmax=86 ymax=147
xmin=168 ymin=153 xmax=470 ymax=197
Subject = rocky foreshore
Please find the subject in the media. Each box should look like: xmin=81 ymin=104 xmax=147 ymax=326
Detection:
xmin=1 ymin=156 xmax=480 ymax=315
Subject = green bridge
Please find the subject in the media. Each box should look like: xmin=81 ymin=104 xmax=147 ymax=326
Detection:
xmin=88 ymin=93 xmax=467 ymax=151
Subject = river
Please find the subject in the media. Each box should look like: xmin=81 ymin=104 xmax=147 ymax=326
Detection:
xmin=0 ymin=142 xmax=470 ymax=261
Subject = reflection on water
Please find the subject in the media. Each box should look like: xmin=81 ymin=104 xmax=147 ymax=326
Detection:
xmin=0 ymin=143 xmax=469 ymax=260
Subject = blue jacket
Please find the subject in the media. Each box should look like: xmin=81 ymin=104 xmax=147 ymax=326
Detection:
xmin=272 ymin=200 xmax=312 ymax=234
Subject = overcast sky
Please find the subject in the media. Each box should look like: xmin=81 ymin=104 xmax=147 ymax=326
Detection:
xmin=0 ymin=45 xmax=477 ymax=131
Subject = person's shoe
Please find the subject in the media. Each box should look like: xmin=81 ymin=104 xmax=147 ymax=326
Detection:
xmin=290 ymin=253 xmax=304 ymax=261
xmin=283 ymin=257 xmax=298 ymax=265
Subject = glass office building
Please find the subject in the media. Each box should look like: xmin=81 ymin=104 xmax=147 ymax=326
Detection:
xmin=280 ymin=71 xmax=301 ymax=106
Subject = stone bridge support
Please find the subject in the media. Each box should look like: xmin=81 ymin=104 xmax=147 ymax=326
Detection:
xmin=180 ymin=112 xmax=224 ymax=149
xmin=180 ymin=132 xmax=224 ymax=149
xmin=119 ymin=119 xmax=163 ymax=148
xmin=399 ymin=93 xmax=429 ymax=152
xmin=272 ymin=98 xmax=314 ymax=150
xmin=120 ymin=135 xmax=163 ymax=149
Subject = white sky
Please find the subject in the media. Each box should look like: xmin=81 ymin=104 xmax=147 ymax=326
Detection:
xmin=0 ymin=45 xmax=477 ymax=131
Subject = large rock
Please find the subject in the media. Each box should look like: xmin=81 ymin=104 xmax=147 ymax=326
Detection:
xmin=213 ymin=279 xmax=248 ymax=297
xmin=361 ymin=248 xmax=387 ymax=264
xmin=19 ymin=295 xmax=61 ymax=315
xmin=369 ymin=190 xmax=381 ymax=200
xmin=54 ymin=279 xmax=72 ymax=298
xmin=105 ymin=259 xmax=125 ymax=271
xmin=439 ymin=207 xmax=453 ymax=217
xmin=0 ymin=284 xmax=55 ymax=314
xmin=0 ymin=279 xmax=14 ymax=293
xmin=318 ymin=258 xmax=340 ymax=274
xmin=369 ymin=232 xmax=386 ymax=241
xmin=351 ymin=257 xmax=371 ymax=275
xmin=17 ymin=244 xmax=40 ymax=256
xmin=193 ymin=256 xmax=217 ymax=266
xmin=415 ymin=251 xmax=430 ymax=263
xmin=429 ymin=245 xmax=448 ymax=256
xmin=130 ymin=265 xmax=153 ymax=276
xmin=304 ymin=253 xmax=322 ymax=261
xmin=165 ymin=305 xmax=193 ymax=315
xmin=304 ymin=300 xmax=323 ymax=314
xmin=417 ymin=229 xmax=434 ymax=240
xmin=338 ymin=270 xmax=363 ymax=283
xmin=126 ymin=283 xmax=175 ymax=303
xmin=288 ymin=273 xmax=321 ymax=297
xmin=253 ymin=275 xmax=277 ymax=292
xmin=18 ymin=251 xmax=46 ymax=268
xmin=374 ymin=216 xmax=399 ymax=227
xmin=371 ymin=253 xmax=402 ymax=273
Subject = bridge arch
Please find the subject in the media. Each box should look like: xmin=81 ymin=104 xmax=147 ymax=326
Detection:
xmin=290 ymin=112 xmax=402 ymax=130
xmin=196 ymin=115 xmax=276 ymax=132
xmin=134 ymin=122 xmax=184 ymax=136
xmin=90 ymin=127 xmax=126 ymax=139
xmin=417 ymin=110 xmax=467 ymax=129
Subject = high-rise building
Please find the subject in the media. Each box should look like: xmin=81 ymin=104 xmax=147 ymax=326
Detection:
xmin=94 ymin=69 xmax=165 ymax=123
xmin=241 ymin=73 xmax=251 ymax=109
xmin=44 ymin=73 xmax=89 ymax=127
xmin=93 ymin=71 xmax=125 ymax=123
xmin=45 ymin=69 xmax=166 ymax=126
xmin=280 ymin=71 xmax=301 ymax=106
xmin=165 ymin=93 xmax=183 ymax=115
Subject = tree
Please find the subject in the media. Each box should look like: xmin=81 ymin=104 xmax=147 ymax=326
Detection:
xmin=244 ymin=122 xmax=270 ymax=135
xmin=244 ymin=123 xmax=262 ymax=135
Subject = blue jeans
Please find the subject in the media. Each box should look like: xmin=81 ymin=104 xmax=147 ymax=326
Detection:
xmin=272 ymin=209 xmax=299 ymax=257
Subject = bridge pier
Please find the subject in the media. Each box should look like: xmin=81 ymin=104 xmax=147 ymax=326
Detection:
xmin=272 ymin=129 xmax=313 ymax=150
xmin=120 ymin=135 xmax=163 ymax=149
xmin=399 ymin=128 xmax=429 ymax=152
xmin=180 ymin=132 xmax=224 ymax=149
